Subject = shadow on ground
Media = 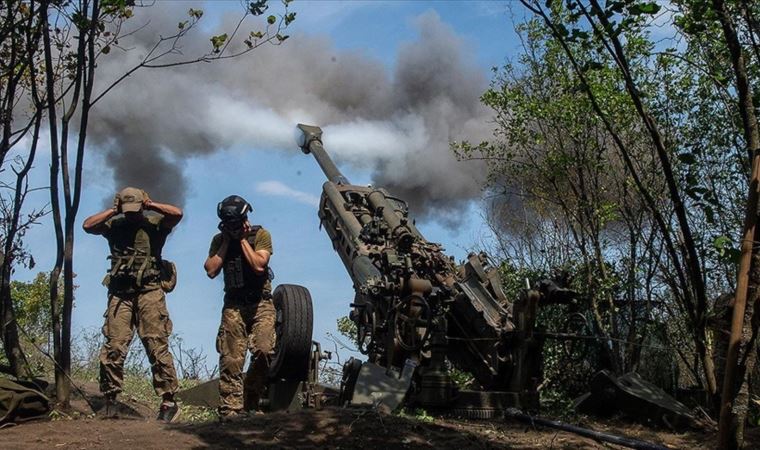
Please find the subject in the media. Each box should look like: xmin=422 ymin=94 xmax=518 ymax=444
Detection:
xmin=170 ymin=407 xmax=526 ymax=449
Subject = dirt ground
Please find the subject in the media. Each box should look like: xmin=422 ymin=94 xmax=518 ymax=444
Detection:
xmin=3 ymin=406 xmax=757 ymax=449
xmin=2 ymin=381 xmax=757 ymax=449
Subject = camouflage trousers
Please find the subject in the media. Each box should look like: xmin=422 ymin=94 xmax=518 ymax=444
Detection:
xmin=99 ymin=288 xmax=178 ymax=397
xmin=216 ymin=298 xmax=276 ymax=414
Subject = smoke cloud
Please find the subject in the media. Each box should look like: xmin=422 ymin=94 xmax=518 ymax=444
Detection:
xmin=88 ymin=3 xmax=493 ymax=221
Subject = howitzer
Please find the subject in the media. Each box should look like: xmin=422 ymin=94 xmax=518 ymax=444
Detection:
xmin=297 ymin=124 xmax=545 ymax=413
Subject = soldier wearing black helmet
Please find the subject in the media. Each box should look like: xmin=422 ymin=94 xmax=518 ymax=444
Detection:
xmin=204 ymin=195 xmax=274 ymax=419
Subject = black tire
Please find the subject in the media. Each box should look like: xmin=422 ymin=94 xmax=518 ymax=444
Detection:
xmin=268 ymin=284 xmax=314 ymax=381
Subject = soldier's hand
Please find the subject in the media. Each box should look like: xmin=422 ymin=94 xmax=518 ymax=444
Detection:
xmin=142 ymin=190 xmax=152 ymax=208
xmin=219 ymin=223 xmax=236 ymax=239
xmin=242 ymin=220 xmax=252 ymax=237
xmin=112 ymin=194 xmax=121 ymax=213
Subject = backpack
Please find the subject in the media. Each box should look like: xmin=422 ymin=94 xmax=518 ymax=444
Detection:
xmin=0 ymin=378 xmax=50 ymax=427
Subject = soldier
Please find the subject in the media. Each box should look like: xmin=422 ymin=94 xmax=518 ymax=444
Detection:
xmin=204 ymin=195 xmax=274 ymax=419
xmin=83 ymin=187 xmax=182 ymax=422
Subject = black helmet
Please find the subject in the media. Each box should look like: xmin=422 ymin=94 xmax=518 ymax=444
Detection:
xmin=217 ymin=195 xmax=252 ymax=221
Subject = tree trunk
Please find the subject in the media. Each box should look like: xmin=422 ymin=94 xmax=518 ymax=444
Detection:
xmin=732 ymin=245 xmax=760 ymax=447
xmin=712 ymin=0 xmax=760 ymax=447
xmin=0 ymin=264 xmax=25 ymax=378
xmin=59 ymin=222 xmax=75 ymax=405
xmin=40 ymin=0 xmax=67 ymax=407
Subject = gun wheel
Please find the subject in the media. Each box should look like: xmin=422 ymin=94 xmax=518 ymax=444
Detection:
xmin=392 ymin=294 xmax=432 ymax=352
xmin=269 ymin=284 xmax=314 ymax=381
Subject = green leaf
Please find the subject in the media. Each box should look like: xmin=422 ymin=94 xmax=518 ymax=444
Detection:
xmin=267 ymin=15 xmax=277 ymax=25
xmin=570 ymin=29 xmax=590 ymax=41
xmin=629 ymin=2 xmax=661 ymax=16
xmin=713 ymin=235 xmax=730 ymax=249
xmin=582 ymin=61 xmax=604 ymax=72
xmin=248 ymin=0 xmax=269 ymax=16
xmin=677 ymin=153 xmax=697 ymax=164
xmin=704 ymin=205 xmax=715 ymax=224
xmin=102 ymin=45 xmax=111 ymax=55
xmin=210 ymin=33 xmax=228 ymax=52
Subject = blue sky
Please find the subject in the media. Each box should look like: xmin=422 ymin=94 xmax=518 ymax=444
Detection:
xmin=10 ymin=1 xmax=523 ymax=374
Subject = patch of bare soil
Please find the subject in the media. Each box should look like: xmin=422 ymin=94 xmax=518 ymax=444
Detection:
xmin=4 ymin=407 xmax=756 ymax=449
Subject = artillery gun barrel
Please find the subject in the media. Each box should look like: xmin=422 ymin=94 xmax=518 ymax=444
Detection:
xmin=367 ymin=190 xmax=414 ymax=249
xmin=323 ymin=181 xmax=362 ymax=239
xmin=297 ymin=124 xmax=349 ymax=185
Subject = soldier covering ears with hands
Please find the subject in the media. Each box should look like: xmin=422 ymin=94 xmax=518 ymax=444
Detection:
xmin=83 ymin=187 xmax=182 ymax=422
xmin=204 ymin=195 xmax=274 ymax=419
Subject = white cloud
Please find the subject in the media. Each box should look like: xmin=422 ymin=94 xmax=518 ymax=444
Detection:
xmin=255 ymin=180 xmax=320 ymax=207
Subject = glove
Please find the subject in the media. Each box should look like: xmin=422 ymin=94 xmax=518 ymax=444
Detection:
xmin=112 ymin=194 xmax=121 ymax=213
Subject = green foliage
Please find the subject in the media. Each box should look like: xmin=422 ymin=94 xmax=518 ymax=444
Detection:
xmin=11 ymin=273 xmax=59 ymax=340
xmin=188 ymin=8 xmax=204 ymax=20
xmin=465 ymin=2 xmax=760 ymax=408
xmin=248 ymin=0 xmax=269 ymax=16
xmin=398 ymin=407 xmax=435 ymax=423
xmin=0 ymin=273 xmax=64 ymax=374
xmin=101 ymin=0 xmax=133 ymax=19
xmin=628 ymin=2 xmax=660 ymax=16
xmin=117 ymin=374 xmax=217 ymax=423
xmin=498 ymin=262 xmax=547 ymax=301
xmin=714 ymin=235 xmax=741 ymax=264
xmin=210 ymin=33 xmax=228 ymax=53
xmin=447 ymin=363 xmax=474 ymax=388
xmin=539 ymin=389 xmax=575 ymax=418
xmin=337 ymin=316 xmax=357 ymax=343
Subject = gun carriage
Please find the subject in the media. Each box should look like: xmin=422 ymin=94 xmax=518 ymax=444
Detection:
xmin=297 ymin=124 xmax=547 ymax=414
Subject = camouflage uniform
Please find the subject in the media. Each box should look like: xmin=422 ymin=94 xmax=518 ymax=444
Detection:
xmin=209 ymin=227 xmax=274 ymax=414
xmin=98 ymin=212 xmax=179 ymax=397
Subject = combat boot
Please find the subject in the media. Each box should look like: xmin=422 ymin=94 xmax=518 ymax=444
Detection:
xmin=157 ymin=400 xmax=181 ymax=423
xmin=103 ymin=393 xmax=118 ymax=419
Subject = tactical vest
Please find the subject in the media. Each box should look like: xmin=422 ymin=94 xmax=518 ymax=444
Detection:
xmin=223 ymin=226 xmax=272 ymax=299
xmin=103 ymin=215 xmax=166 ymax=294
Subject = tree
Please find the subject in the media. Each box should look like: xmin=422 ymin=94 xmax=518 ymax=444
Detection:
xmin=701 ymin=0 xmax=760 ymax=447
xmin=4 ymin=273 xmax=62 ymax=373
xmin=0 ymin=0 xmax=48 ymax=378
xmin=466 ymin=19 xmax=658 ymax=375
xmin=30 ymin=0 xmax=296 ymax=407
xmin=507 ymin=0 xmax=760 ymax=446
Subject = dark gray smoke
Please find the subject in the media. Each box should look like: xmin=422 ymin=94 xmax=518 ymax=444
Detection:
xmin=89 ymin=4 xmax=493 ymax=219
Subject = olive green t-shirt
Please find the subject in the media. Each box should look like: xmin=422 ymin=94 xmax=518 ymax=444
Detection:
xmin=208 ymin=227 xmax=273 ymax=257
xmin=209 ymin=226 xmax=273 ymax=297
